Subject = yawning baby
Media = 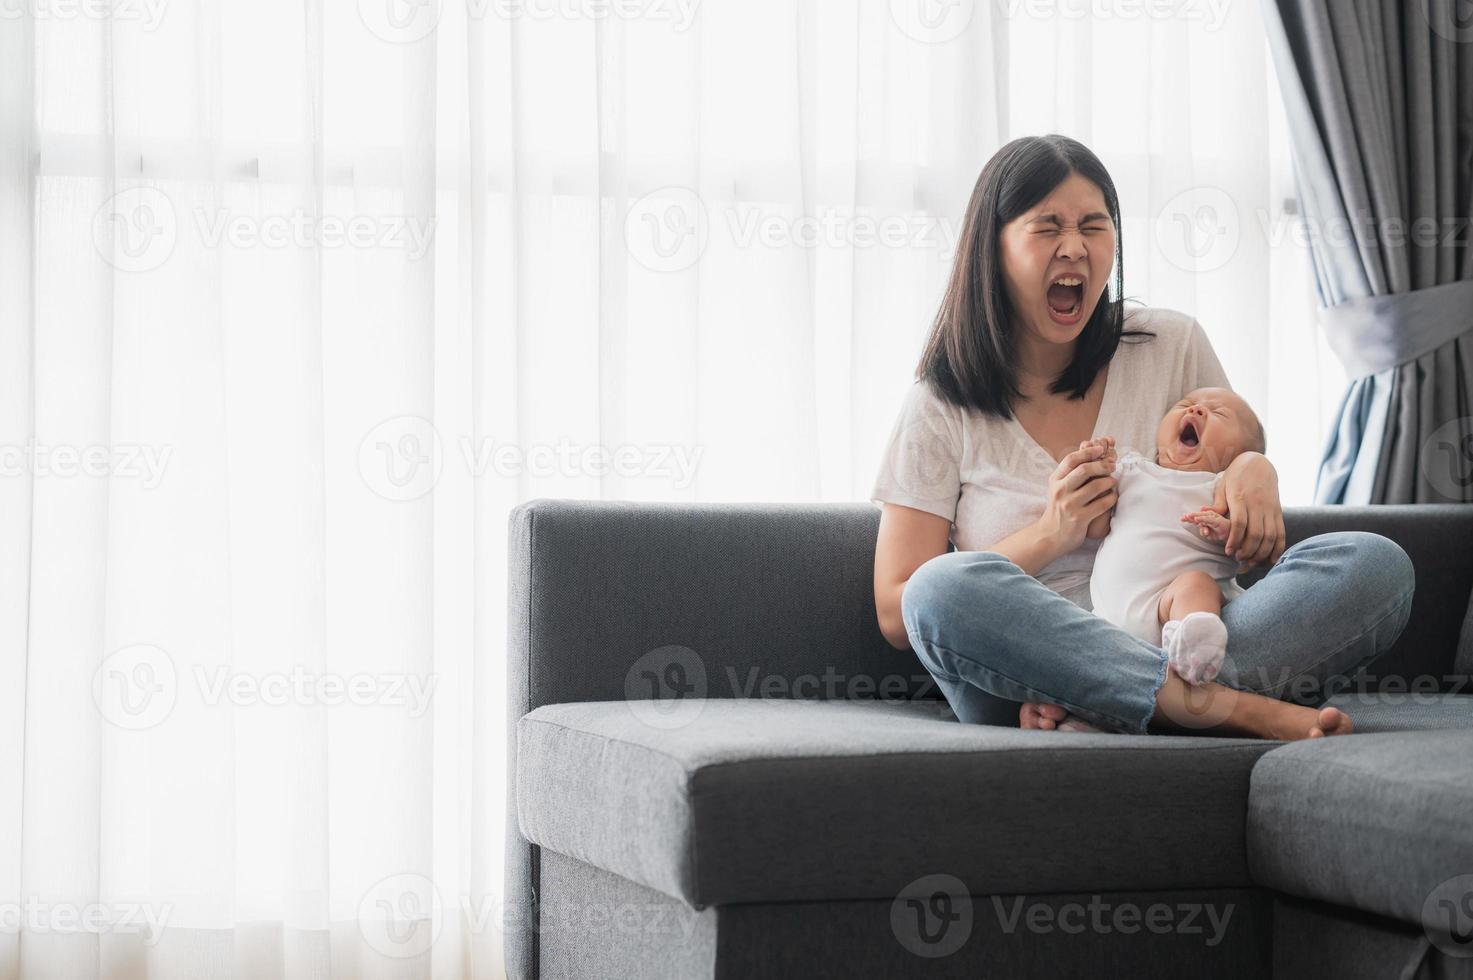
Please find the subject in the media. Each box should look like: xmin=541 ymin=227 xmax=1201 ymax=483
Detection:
xmin=1086 ymin=387 xmax=1268 ymax=685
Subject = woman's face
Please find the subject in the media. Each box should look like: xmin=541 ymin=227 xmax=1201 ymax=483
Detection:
xmin=997 ymin=171 xmax=1116 ymax=348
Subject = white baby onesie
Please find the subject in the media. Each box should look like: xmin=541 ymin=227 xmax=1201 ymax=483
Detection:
xmin=1089 ymin=450 xmax=1245 ymax=646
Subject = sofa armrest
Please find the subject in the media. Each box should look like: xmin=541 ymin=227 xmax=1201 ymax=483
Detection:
xmin=1241 ymin=504 xmax=1473 ymax=687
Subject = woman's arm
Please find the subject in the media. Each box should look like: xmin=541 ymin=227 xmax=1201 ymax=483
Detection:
xmin=874 ymin=504 xmax=952 ymax=650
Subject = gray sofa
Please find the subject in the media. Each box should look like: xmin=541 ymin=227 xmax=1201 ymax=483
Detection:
xmin=506 ymin=500 xmax=1473 ymax=979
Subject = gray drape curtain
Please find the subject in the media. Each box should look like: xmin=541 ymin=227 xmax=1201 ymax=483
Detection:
xmin=1263 ymin=0 xmax=1473 ymax=504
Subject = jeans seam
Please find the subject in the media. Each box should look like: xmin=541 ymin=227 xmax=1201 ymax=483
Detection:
xmin=908 ymin=630 xmax=1148 ymax=734
xmin=1238 ymin=586 xmax=1414 ymax=697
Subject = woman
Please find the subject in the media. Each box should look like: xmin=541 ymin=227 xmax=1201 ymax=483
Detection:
xmin=870 ymin=135 xmax=1414 ymax=740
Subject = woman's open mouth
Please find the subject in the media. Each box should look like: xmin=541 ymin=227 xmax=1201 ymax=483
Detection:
xmin=1046 ymin=275 xmax=1086 ymax=324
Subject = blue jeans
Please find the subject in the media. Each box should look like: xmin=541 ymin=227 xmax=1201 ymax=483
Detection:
xmin=900 ymin=531 xmax=1416 ymax=733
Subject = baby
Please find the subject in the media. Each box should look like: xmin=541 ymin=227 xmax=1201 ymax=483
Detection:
xmin=1086 ymin=387 xmax=1268 ymax=685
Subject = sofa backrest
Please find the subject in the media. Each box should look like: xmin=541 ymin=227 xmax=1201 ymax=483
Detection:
xmin=506 ymin=500 xmax=936 ymax=720
xmin=508 ymin=500 xmax=1473 ymax=718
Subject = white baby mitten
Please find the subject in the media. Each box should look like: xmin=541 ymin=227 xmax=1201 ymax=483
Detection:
xmin=1161 ymin=611 xmax=1228 ymax=685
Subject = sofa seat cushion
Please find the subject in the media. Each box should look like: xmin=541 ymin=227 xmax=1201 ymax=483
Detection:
xmin=1321 ymin=692 xmax=1473 ymax=733
xmin=516 ymin=698 xmax=1279 ymax=908
xmin=1247 ymin=730 xmax=1473 ymax=926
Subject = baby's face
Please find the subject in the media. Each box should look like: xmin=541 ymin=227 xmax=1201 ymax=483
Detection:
xmin=1155 ymin=387 xmax=1258 ymax=473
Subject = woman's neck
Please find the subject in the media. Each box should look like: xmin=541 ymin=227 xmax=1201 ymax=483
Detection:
xmin=1015 ymin=337 xmax=1075 ymax=393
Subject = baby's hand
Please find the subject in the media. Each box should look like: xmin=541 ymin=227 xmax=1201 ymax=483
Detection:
xmin=1181 ymin=505 xmax=1231 ymax=543
xmin=1182 ymin=507 xmax=1252 ymax=574
xmin=1080 ymin=435 xmax=1116 ymax=461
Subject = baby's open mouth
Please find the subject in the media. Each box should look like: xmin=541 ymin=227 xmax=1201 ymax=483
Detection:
xmin=1046 ymin=276 xmax=1085 ymax=317
xmin=1180 ymin=419 xmax=1200 ymax=448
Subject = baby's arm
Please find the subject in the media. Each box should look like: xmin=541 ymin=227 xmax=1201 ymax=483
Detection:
xmin=1181 ymin=506 xmax=1254 ymax=575
xmin=1083 ymin=436 xmax=1118 ymax=540
xmin=1180 ymin=505 xmax=1230 ymax=543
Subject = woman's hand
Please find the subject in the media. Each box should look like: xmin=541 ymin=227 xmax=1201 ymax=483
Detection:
xmin=1035 ymin=440 xmax=1118 ymax=555
xmin=1208 ymin=452 xmax=1286 ymax=569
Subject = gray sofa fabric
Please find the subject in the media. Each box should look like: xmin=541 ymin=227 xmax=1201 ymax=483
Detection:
xmin=518 ymin=699 xmax=1278 ymax=907
xmin=538 ymin=847 xmax=1273 ymax=980
xmin=507 ymin=500 xmax=1473 ymax=978
xmin=1247 ymin=731 xmax=1473 ymax=927
xmin=1321 ymin=692 xmax=1473 ymax=733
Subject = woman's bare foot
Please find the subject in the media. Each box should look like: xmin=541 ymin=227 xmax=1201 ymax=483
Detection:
xmin=1267 ymin=703 xmax=1354 ymax=741
xmin=1153 ymin=671 xmax=1355 ymax=741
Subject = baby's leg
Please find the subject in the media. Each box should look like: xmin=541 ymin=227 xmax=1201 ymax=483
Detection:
xmin=1157 ymin=571 xmax=1227 ymax=685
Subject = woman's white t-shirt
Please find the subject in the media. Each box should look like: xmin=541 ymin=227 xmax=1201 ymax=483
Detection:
xmin=869 ymin=306 xmax=1233 ymax=611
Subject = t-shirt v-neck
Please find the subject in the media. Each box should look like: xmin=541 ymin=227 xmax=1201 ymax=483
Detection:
xmin=1003 ymin=363 xmax=1116 ymax=468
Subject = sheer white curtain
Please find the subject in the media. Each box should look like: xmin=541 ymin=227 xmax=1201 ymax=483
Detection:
xmin=0 ymin=1 xmax=1325 ymax=977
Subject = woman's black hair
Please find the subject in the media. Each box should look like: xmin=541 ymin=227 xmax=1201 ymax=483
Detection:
xmin=916 ymin=134 xmax=1153 ymax=418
